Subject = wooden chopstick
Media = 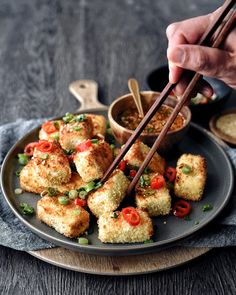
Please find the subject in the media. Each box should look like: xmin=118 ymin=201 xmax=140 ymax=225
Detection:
xmin=102 ymin=0 xmax=236 ymax=194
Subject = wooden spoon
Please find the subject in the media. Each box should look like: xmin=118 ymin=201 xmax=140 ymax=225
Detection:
xmin=128 ymin=78 xmax=144 ymax=117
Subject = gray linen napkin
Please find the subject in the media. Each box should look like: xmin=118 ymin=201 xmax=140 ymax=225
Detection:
xmin=0 ymin=119 xmax=236 ymax=251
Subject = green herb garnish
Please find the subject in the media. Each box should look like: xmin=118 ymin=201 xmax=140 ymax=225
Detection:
xmin=58 ymin=196 xmax=70 ymax=205
xmin=73 ymin=126 xmax=82 ymax=131
xmin=47 ymin=187 xmax=59 ymax=197
xmin=17 ymin=154 xmax=29 ymax=166
xmin=68 ymin=190 xmax=79 ymax=199
xmin=78 ymin=237 xmax=89 ymax=245
xmin=15 ymin=170 xmax=21 ymax=177
xmin=111 ymin=212 xmax=118 ymax=219
xmin=182 ymin=165 xmax=192 ymax=174
xmin=74 ymin=114 xmax=86 ymax=122
xmin=50 ymin=132 xmax=60 ymax=141
xmin=144 ymin=167 xmax=151 ymax=174
xmin=40 ymin=153 xmax=49 ymax=160
xmin=202 ymin=204 xmax=213 ymax=212
xmin=63 ymin=112 xmax=74 ymax=123
xmin=63 ymin=149 xmax=75 ymax=155
xmin=20 ymin=203 xmax=34 ymax=215
xmin=144 ymin=239 xmax=153 ymax=244
xmin=53 ymin=121 xmax=60 ymax=129
xmin=15 ymin=188 xmax=23 ymax=195
xmin=91 ymin=139 xmax=99 ymax=144
xmin=195 ymin=221 xmax=200 ymax=225
xmin=79 ymin=190 xmax=88 ymax=199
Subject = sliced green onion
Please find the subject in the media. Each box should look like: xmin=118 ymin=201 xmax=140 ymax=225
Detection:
xmin=50 ymin=132 xmax=60 ymax=141
xmin=15 ymin=188 xmax=23 ymax=195
xmin=63 ymin=190 xmax=69 ymax=196
xmin=53 ymin=121 xmax=60 ymax=129
xmin=63 ymin=112 xmax=74 ymax=123
xmin=73 ymin=126 xmax=82 ymax=131
xmin=40 ymin=153 xmax=49 ymax=160
xmin=74 ymin=114 xmax=86 ymax=122
xmin=111 ymin=212 xmax=118 ymax=219
xmin=17 ymin=154 xmax=29 ymax=165
xmin=144 ymin=167 xmax=151 ymax=174
xmin=144 ymin=239 xmax=153 ymax=244
xmin=69 ymin=189 xmax=78 ymax=199
xmin=78 ymin=237 xmax=89 ymax=245
xmin=79 ymin=190 xmax=88 ymax=199
xmin=182 ymin=165 xmax=192 ymax=174
xmin=20 ymin=203 xmax=34 ymax=215
xmin=202 ymin=204 xmax=213 ymax=212
xmin=63 ymin=149 xmax=75 ymax=155
xmin=47 ymin=187 xmax=59 ymax=197
xmin=140 ymin=176 xmax=146 ymax=188
xmin=91 ymin=139 xmax=99 ymax=144
xmin=58 ymin=196 xmax=70 ymax=205
xmin=15 ymin=170 xmax=21 ymax=177
xmin=195 ymin=221 xmax=200 ymax=225
xmin=84 ymin=181 xmax=95 ymax=192
xmin=94 ymin=181 xmax=103 ymax=190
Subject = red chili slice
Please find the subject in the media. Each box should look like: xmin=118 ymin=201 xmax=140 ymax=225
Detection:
xmin=129 ymin=169 xmax=137 ymax=178
xmin=173 ymin=200 xmax=191 ymax=218
xmin=76 ymin=139 xmax=92 ymax=152
xmin=42 ymin=121 xmax=58 ymax=134
xmin=74 ymin=198 xmax=87 ymax=207
xmin=37 ymin=140 xmax=53 ymax=152
xmin=150 ymin=175 xmax=165 ymax=189
xmin=24 ymin=142 xmax=38 ymax=156
xmin=165 ymin=166 xmax=176 ymax=182
xmin=122 ymin=207 xmax=140 ymax=226
xmin=118 ymin=160 xmax=127 ymax=172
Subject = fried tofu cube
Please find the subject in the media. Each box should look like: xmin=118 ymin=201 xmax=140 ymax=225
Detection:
xmin=86 ymin=114 xmax=106 ymax=137
xmin=87 ymin=169 xmax=130 ymax=218
xmin=124 ymin=141 xmax=165 ymax=175
xmin=59 ymin=115 xmax=93 ymax=151
xmin=98 ymin=209 xmax=153 ymax=243
xmin=135 ymin=173 xmax=171 ymax=216
xmin=33 ymin=142 xmax=71 ymax=186
xmin=37 ymin=196 xmax=89 ymax=238
xmin=73 ymin=140 xmax=113 ymax=182
xmin=20 ymin=159 xmax=45 ymax=194
xmin=174 ymin=154 xmax=207 ymax=201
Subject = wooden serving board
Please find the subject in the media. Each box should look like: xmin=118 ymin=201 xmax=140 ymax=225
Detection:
xmin=29 ymin=80 xmax=213 ymax=275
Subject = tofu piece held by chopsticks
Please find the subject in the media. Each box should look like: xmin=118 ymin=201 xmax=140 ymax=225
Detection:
xmin=135 ymin=173 xmax=171 ymax=216
xmin=87 ymin=169 xmax=130 ymax=218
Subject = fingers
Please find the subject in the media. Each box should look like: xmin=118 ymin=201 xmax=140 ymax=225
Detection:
xmin=167 ymin=45 xmax=232 ymax=79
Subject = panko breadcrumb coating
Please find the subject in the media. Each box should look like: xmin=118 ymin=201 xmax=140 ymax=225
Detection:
xmin=37 ymin=196 xmax=89 ymax=238
xmin=124 ymin=141 xmax=165 ymax=175
xmin=88 ymin=169 xmax=130 ymax=218
xmin=174 ymin=154 xmax=207 ymax=201
xmin=98 ymin=209 xmax=153 ymax=243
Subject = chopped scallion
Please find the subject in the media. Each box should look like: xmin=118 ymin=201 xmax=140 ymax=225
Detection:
xmin=74 ymin=114 xmax=86 ymax=122
xmin=182 ymin=165 xmax=192 ymax=174
xmin=144 ymin=239 xmax=153 ymax=244
xmin=69 ymin=190 xmax=78 ymax=199
xmin=47 ymin=187 xmax=59 ymax=197
xmin=202 ymin=204 xmax=213 ymax=212
xmin=15 ymin=188 xmax=23 ymax=195
xmin=58 ymin=196 xmax=70 ymax=205
xmin=91 ymin=139 xmax=99 ymax=144
xmin=73 ymin=126 xmax=82 ymax=131
xmin=63 ymin=112 xmax=74 ymax=123
xmin=17 ymin=154 xmax=29 ymax=165
xmin=79 ymin=190 xmax=88 ymax=199
xmin=20 ymin=203 xmax=34 ymax=215
xmin=40 ymin=153 xmax=49 ymax=160
xmin=78 ymin=237 xmax=89 ymax=245
xmin=50 ymin=132 xmax=60 ymax=141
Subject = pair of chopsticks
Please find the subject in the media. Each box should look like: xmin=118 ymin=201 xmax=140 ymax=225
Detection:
xmin=102 ymin=0 xmax=236 ymax=196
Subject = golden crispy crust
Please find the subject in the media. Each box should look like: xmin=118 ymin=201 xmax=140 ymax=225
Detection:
xmin=32 ymin=142 xmax=71 ymax=186
xmin=98 ymin=209 xmax=153 ymax=243
xmin=86 ymin=114 xmax=106 ymax=136
xmin=88 ymin=169 xmax=130 ymax=218
xmin=174 ymin=154 xmax=207 ymax=201
xmin=124 ymin=141 xmax=165 ymax=175
xmin=74 ymin=140 xmax=113 ymax=182
xmin=59 ymin=116 xmax=93 ymax=150
xmin=37 ymin=196 xmax=89 ymax=238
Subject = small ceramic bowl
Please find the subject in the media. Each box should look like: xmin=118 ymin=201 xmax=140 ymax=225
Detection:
xmin=146 ymin=65 xmax=232 ymax=116
xmin=108 ymin=91 xmax=191 ymax=154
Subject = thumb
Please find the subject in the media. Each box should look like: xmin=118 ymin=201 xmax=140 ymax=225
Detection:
xmin=167 ymin=45 xmax=232 ymax=80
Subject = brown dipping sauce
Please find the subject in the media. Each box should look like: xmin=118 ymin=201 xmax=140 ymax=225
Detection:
xmin=119 ymin=105 xmax=184 ymax=133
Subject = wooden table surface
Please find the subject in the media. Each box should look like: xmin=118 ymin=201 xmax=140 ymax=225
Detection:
xmin=1 ymin=0 xmax=236 ymax=294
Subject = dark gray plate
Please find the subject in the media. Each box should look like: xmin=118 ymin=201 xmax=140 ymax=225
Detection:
xmin=0 ymin=110 xmax=234 ymax=255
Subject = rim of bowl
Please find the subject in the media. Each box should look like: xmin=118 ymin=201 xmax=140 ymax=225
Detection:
xmin=108 ymin=91 xmax=192 ymax=136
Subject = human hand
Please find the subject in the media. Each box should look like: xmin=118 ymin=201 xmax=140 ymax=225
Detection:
xmin=166 ymin=7 xmax=236 ymax=96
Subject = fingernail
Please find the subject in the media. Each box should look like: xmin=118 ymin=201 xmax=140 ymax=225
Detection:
xmin=171 ymin=47 xmax=184 ymax=64
xmin=168 ymin=62 xmax=174 ymax=83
